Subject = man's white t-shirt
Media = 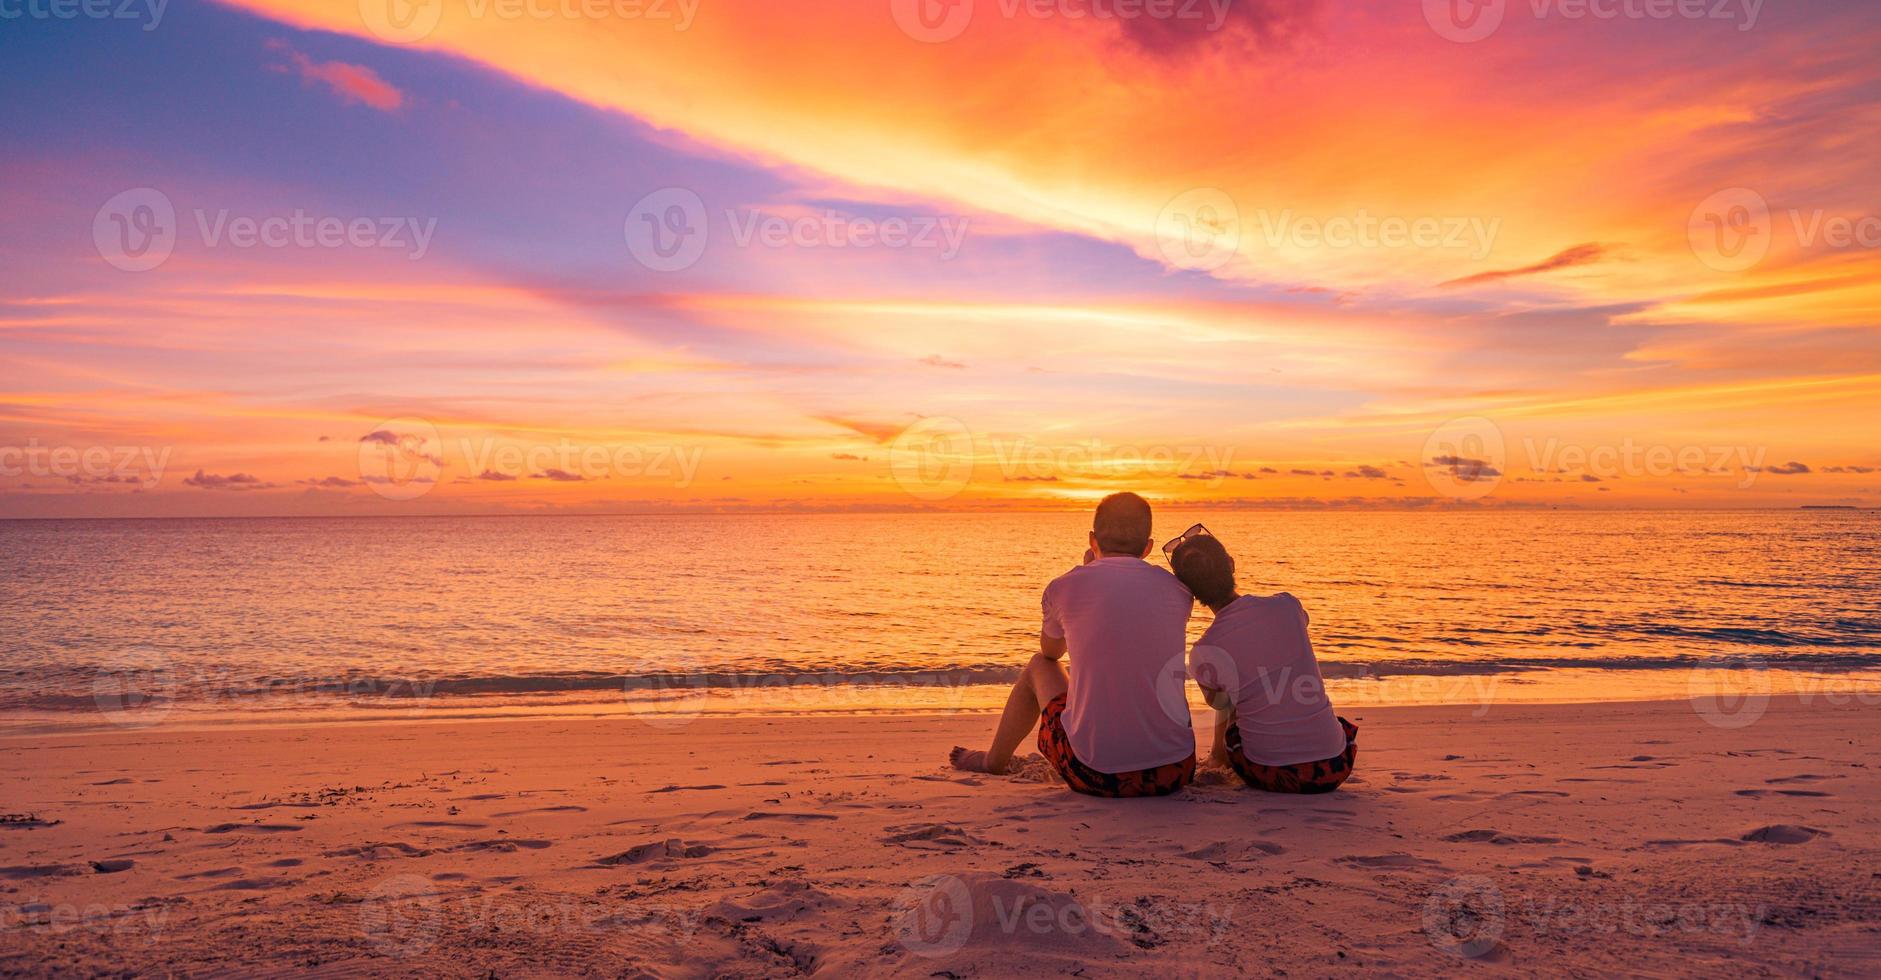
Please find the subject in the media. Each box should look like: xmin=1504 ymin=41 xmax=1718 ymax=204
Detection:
xmin=1041 ymin=556 xmax=1196 ymax=773
xmin=1192 ymin=593 xmax=1345 ymax=767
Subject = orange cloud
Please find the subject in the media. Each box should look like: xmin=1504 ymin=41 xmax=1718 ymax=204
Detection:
xmin=220 ymin=0 xmax=1880 ymax=312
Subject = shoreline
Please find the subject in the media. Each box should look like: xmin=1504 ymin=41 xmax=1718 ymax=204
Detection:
xmin=8 ymin=666 xmax=1880 ymax=739
xmin=4 ymin=696 xmax=1874 ymax=976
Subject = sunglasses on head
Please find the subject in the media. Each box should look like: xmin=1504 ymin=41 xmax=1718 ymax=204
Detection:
xmin=1161 ymin=523 xmax=1212 ymax=558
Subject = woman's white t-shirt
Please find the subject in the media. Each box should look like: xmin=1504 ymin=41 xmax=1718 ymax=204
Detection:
xmin=1192 ymin=593 xmax=1345 ymax=767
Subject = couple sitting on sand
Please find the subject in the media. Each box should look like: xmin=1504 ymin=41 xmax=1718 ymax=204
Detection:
xmin=951 ymin=492 xmax=1357 ymax=799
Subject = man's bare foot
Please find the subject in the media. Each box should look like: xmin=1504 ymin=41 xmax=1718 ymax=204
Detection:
xmin=949 ymin=746 xmax=1007 ymax=775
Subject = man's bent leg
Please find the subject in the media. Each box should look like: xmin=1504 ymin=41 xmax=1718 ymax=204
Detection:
xmin=951 ymin=653 xmax=1069 ymax=774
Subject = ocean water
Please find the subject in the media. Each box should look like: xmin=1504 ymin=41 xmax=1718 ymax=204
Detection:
xmin=1 ymin=511 xmax=1877 ymax=731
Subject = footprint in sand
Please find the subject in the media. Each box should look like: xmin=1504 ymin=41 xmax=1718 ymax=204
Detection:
xmin=325 ymin=842 xmax=432 ymax=860
xmin=201 ymin=822 xmax=303 ymax=834
xmin=1443 ymin=829 xmax=1563 ymax=845
xmin=1734 ymin=789 xmax=1833 ymax=798
xmin=1767 ymin=774 xmax=1840 ymax=785
xmin=882 ymin=823 xmax=988 ymax=849
xmin=390 ymin=820 xmax=490 ymax=829
xmin=1179 ymin=840 xmax=1285 ymax=862
xmin=1642 ymin=837 xmax=1742 ymax=849
xmin=1741 ymin=824 xmax=1829 ymax=845
xmin=910 ymin=774 xmax=983 ymax=786
xmin=596 ymin=838 xmax=716 ymax=865
xmin=213 ymin=876 xmax=295 ymax=891
xmin=713 ymin=881 xmax=838 ymax=923
xmin=741 ymin=811 xmax=838 ymax=822
xmin=0 ymin=864 xmax=87 ymax=879
xmin=491 ymin=805 xmax=589 ymax=816
xmin=449 ymin=838 xmax=552 ymax=853
xmin=176 ymin=866 xmax=245 ymax=880
xmin=1336 ymin=853 xmax=1439 ymax=870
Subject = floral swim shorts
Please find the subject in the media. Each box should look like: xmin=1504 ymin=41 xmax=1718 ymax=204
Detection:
xmin=1226 ymin=717 xmax=1358 ymax=794
xmin=1037 ymin=695 xmax=1195 ymax=798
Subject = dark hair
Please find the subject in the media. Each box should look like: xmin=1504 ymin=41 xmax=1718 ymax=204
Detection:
xmin=1092 ymin=492 xmax=1153 ymax=556
xmin=1171 ymin=534 xmax=1237 ymax=609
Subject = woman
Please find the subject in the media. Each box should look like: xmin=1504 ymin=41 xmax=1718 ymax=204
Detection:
xmin=1166 ymin=528 xmax=1358 ymax=793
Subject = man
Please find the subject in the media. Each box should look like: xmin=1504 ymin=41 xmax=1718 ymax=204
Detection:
xmin=950 ymin=492 xmax=1197 ymax=797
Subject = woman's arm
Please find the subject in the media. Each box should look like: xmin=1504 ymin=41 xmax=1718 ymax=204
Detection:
xmin=1207 ymin=703 xmax=1234 ymax=767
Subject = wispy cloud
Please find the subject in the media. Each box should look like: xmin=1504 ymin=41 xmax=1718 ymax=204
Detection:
xmin=265 ymin=39 xmax=405 ymax=112
xmin=184 ymin=470 xmax=279 ymax=491
xmin=1440 ymin=243 xmax=1611 ymax=289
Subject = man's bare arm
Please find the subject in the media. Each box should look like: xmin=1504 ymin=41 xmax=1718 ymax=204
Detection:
xmin=1039 ymin=630 xmax=1067 ymax=660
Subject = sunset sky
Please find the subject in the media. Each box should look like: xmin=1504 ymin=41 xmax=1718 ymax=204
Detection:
xmin=2 ymin=0 xmax=1877 ymax=516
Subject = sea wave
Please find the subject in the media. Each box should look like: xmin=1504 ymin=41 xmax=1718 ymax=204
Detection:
xmin=6 ymin=653 xmax=1880 ymax=713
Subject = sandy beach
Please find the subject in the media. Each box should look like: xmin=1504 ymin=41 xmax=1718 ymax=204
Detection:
xmin=2 ymin=695 xmax=1875 ymax=977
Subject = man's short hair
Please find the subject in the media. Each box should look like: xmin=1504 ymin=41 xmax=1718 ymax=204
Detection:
xmin=1171 ymin=535 xmax=1237 ymax=608
xmin=1092 ymin=492 xmax=1153 ymax=556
